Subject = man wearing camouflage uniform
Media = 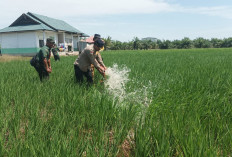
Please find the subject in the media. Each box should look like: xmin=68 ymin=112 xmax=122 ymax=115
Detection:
xmin=52 ymin=44 xmax=60 ymax=61
xmin=31 ymin=38 xmax=54 ymax=81
xmin=74 ymin=39 xmax=105 ymax=84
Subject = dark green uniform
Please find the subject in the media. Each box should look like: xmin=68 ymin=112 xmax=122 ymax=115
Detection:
xmin=33 ymin=46 xmax=51 ymax=81
xmin=52 ymin=46 xmax=60 ymax=61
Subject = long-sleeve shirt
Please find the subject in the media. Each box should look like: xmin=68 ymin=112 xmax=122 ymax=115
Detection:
xmin=74 ymin=45 xmax=101 ymax=72
xmin=95 ymin=52 xmax=105 ymax=68
xmin=35 ymin=45 xmax=51 ymax=66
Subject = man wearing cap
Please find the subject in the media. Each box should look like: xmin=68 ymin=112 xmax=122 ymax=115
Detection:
xmin=74 ymin=38 xmax=106 ymax=84
xmin=31 ymin=38 xmax=54 ymax=81
xmin=52 ymin=44 xmax=60 ymax=61
xmin=90 ymin=34 xmax=107 ymax=79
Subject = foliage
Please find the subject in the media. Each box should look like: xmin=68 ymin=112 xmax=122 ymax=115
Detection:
xmin=193 ymin=37 xmax=212 ymax=48
xmin=211 ymin=38 xmax=223 ymax=48
xmin=0 ymin=49 xmax=232 ymax=156
xmin=105 ymin=36 xmax=232 ymax=50
xmin=102 ymin=36 xmax=112 ymax=50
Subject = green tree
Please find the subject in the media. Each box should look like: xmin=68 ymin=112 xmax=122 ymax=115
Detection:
xmin=159 ymin=40 xmax=172 ymax=49
xmin=151 ymin=41 xmax=158 ymax=49
xmin=211 ymin=38 xmax=223 ymax=48
xmin=172 ymin=40 xmax=182 ymax=49
xmin=102 ymin=36 xmax=112 ymax=50
xmin=127 ymin=41 xmax=134 ymax=50
xmin=221 ymin=37 xmax=232 ymax=48
xmin=132 ymin=37 xmax=140 ymax=50
xmin=193 ymin=37 xmax=211 ymax=48
xmin=180 ymin=37 xmax=192 ymax=49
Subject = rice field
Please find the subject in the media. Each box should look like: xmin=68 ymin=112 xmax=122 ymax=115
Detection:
xmin=0 ymin=48 xmax=231 ymax=156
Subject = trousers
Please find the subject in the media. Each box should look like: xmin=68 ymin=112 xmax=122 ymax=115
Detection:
xmin=74 ymin=65 xmax=93 ymax=84
xmin=34 ymin=63 xmax=49 ymax=81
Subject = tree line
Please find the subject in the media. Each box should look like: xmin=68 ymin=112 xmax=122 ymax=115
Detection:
xmin=102 ymin=37 xmax=232 ymax=50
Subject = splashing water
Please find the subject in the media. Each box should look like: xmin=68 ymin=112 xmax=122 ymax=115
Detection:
xmin=126 ymin=80 xmax=153 ymax=107
xmin=104 ymin=64 xmax=153 ymax=106
xmin=105 ymin=64 xmax=130 ymax=101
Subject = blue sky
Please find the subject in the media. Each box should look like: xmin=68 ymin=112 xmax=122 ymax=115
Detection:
xmin=0 ymin=0 xmax=232 ymax=41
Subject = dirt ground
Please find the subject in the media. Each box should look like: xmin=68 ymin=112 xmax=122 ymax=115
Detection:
xmin=58 ymin=51 xmax=79 ymax=56
xmin=0 ymin=55 xmax=30 ymax=62
xmin=0 ymin=51 xmax=79 ymax=62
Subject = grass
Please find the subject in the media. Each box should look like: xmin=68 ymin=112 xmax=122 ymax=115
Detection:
xmin=0 ymin=48 xmax=231 ymax=156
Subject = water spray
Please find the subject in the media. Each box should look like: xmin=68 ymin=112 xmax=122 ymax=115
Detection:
xmin=104 ymin=64 xmax=153 ymax=106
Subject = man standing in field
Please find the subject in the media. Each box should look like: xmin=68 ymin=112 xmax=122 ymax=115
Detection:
xmin=74 ymin=39 xmax=106 ymax=84
xmin=30 ymin=38 xmax=54 ymax=81
xmin=52 ymin=44 xmax=60 ymax=61
xmin=90 ymin=34 xmax=106 ymax=79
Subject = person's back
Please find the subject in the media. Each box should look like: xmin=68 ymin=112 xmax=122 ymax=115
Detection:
xmin=36 ymin=46 xmax=50 ymax=64
xmin=30 ymin=38 xmax=54 ymax=81
xmin=73 ymin=39 xmax=105 ymax=84
xmin=74 ymin=44 xmax=97 ymax=72
xmin=52 ymin=44 xmax=60 ymax=61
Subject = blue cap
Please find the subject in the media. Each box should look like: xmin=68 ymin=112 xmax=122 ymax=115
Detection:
xmin=93 ymin=34 xmax=101 ymax=40
xmin=94 ymin=39 xmax=104 ymax=48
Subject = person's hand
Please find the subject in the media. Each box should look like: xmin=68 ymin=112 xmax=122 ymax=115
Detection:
xmin=98 ymin=66 xmax=105 ymax=75
xmin=100 ymin=65 xmax=107 ymax=71
xmin=47 ymin=67 xmax=52 ymax=73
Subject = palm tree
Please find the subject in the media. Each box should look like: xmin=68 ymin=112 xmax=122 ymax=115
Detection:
xmin=132 ymin=37 xmax=140 ymax=50
xmin=102 ymin=36 xmax=112 ymax=50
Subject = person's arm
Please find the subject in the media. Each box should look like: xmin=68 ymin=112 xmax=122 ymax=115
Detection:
xmin=96 ymin=53 xmax=106 ymax=69
xmin=51 ymin=48 xmax=54 ymax=55
xmin=48 ymin=58 xmax=51 ymax=69
xmin=94 ymin=59 xmax=105 ymax=74
xmin=87 ymin=50 xmax=105 ymax=75
xmin=43 ymin=58 xmax=52 ymax=73
xmin=43 ymin=49 xmax=52 ymax=73
xmin=48 ymin=51 xmax=52 ymax=71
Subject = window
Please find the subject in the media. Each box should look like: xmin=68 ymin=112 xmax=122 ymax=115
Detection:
xmin=39 ymin=40 xmax=44 ymax=47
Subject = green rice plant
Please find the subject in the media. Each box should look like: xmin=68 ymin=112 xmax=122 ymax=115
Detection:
xmin=0 ymin=48 xmax=231 ymax=156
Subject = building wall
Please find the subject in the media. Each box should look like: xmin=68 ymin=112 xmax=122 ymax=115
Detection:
xmin=1 ymin=31 xmax=39 ymax=55
xmin=2 ymin=32 xmax=36 ymax=48
xmin=0 ymin=34 xmax=2 ymax=54
xmin=36 ymin=31 xmax=57 ymax=47
xmin=58 ymin=33 xmax=75 ymax=52
xmin=73 ymin=36 xmax=79 ymax=51
xmin=57 ymin=33 xmax=74 ymax=51
xmin=0 ymin=34 xmax=2 ymax=48
xmin=78 ymin=41 xmax=87 ymax=53
xmin=46 ymin=31 xmax=58 ymax=44
xmin=65 ymin=34 xmax=72 ymax=45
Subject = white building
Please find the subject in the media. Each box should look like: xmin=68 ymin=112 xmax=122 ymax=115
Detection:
xmin=0 ymin=12 xmax=89 ymax=56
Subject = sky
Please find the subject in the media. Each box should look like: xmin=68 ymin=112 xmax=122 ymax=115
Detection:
xmin=0 ymin=0 xmax=232 ymax=42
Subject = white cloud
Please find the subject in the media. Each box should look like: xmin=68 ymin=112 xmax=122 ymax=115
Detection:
xmin=1 ymin=0 xmax=232 ymax=42
xmin=195 ymin=6 xmax=232 ymax=19
xmin=54 ymin=0 xmax=177 ymax=15
xmin=0 ymin=0 xmax=179 ymax=28
xmin=1 ymin=0 xmax=232 ymax=22
xmin=176 ymin=6 xmax=232 ymax=19
xmin=0 ymin=0 xmax=176 ymax=17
